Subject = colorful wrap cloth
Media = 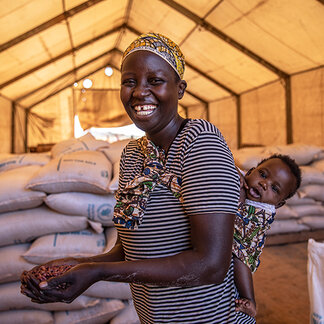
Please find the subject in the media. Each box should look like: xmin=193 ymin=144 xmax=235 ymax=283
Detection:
xmin=233 ymin=199 xmax=276 ymax=273
xmin=113 ymin=136 xmax=183 ymax=229
xmin=121 ymin=33 xmax=185 ymax=79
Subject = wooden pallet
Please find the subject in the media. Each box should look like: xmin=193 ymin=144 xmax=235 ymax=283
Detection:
xmin=266 ymin=229 xmax=324 ymax=246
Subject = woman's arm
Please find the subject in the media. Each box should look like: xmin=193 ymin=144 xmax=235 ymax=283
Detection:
xmin=22 ymin=211 xmax=235 ymax=303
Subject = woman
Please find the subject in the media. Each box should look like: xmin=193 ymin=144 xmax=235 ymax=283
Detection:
xmin=21 ymin=33 xmax=255 ymax=323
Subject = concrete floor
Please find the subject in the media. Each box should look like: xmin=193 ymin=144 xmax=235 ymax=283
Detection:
xmin=253 ymin=242 xmax=310 ymax=324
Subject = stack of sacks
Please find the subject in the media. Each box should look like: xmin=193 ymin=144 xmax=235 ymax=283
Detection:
xmin=0 ymin=134 xmax=139 ymax=323
xmin=233 ymin=143 xmax=324 ymax=237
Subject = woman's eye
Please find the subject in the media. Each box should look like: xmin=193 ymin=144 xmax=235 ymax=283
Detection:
xmin=122 ymin=79 xmax=135 ymax=86
xmin=150 ymin=78 xmax=163 ymax=85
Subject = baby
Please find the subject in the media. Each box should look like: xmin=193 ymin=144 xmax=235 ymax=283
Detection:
xmin=233 ymin=154 xmax=301 ymax=317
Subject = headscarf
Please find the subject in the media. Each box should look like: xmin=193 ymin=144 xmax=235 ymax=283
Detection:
xmin=121 ymin=33 xmax=185 ymax=79
xmin=113 ymin=136 xmax=183 ymax=230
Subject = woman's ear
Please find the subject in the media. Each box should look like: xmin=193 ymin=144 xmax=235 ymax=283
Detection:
xmin=178 ymin=80 xmax=187 ymax=99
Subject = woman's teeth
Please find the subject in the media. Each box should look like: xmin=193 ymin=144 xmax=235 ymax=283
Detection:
xmin=134 ymin=105 xmax=156 ymax=116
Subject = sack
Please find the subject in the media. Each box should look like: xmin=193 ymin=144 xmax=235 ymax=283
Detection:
xmin=275 ymin=205 xmax=298 ymax=220
xmin=0 ymin=281 xmax=100 ymax=311
xmin=0 ymin=165 xmax=46 ymax=213
xmin=0 ymin=153 xmax=50 ymax=174
xmin=51 ymin=133 xmax=109 ymax=158
xmin=299 ymin=185 xmax=324 ymax=202
xmin=23 ymin=230 xmax=106 ymax=264
xmin=104 ymin=227 xmax=118 ymax=253
xmin=54 ymin=299 xmax=125 ymax=324
xmin=110 ymin=301 xmax=140 ymax=324
xmin=100 ymin=139 xmax=130 ymax=164
xmin=0 ymin=309 xmax=54 ymax=324
xmin=267 ymin=219 xmax=309 ymax=235
xmin=84 ymin=281 xmax=132 ymax=299
xmin=0 ymin=243 xmax=35 ymax=284
xmin=307 ymin=239 xmax=324 ymax=323
xmin=44 ymin=192 xmax=116 ymax=226
xmin=0 ymin=206 xmax=89 ymax=247
xmin=26 ymin=151 xmax=112 ymax=194
xmin=300 ymin=166 xmax=324 ymax=186
xmin=300 ymin=216 xmax=324 ymax=230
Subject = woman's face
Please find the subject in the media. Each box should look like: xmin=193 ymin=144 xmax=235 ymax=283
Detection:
xmin=120 ymin=51 xmax=186 ymax=135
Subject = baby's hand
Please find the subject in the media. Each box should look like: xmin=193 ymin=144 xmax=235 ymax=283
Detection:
xmin=235 ymin=298 xmax=257 ymax=317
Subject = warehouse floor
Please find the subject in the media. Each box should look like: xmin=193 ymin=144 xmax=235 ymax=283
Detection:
xmin=253 ymin=241 xmax=310 ymax=324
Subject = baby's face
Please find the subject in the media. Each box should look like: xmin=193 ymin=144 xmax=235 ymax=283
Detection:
xmin=244 ymin=158 xmax=297 ymax=207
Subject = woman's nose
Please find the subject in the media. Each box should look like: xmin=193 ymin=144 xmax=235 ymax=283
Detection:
xmin=133 ymin=83 xmax=150 ymax=98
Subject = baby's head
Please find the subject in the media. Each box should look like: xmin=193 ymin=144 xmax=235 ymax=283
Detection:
xmin=244 ymin=154 xmax=301 ymax=208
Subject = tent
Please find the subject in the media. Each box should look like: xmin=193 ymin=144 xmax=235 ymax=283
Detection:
xmin=0 ymin=0 xmax=323 ymax=153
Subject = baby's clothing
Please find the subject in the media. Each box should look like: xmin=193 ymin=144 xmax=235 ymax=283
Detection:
xmin=233 ymin=199 xmax=276 ymax=273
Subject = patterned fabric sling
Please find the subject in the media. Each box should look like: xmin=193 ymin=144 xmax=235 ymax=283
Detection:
xmin=113 ymin=136 xmax=182 ymax=229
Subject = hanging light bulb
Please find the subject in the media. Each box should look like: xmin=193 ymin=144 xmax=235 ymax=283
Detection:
xmin=104 ymin=66 xmax=113 ymax=77
xmin=83 ymin=78 xmax=93 ymax=89
xmin=73 ymin=82 xmax=78 ymax=87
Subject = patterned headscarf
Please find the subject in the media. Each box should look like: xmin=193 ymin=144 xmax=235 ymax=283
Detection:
xmin=121 ymin=33 xmax=185 ymax=79
xmin=113 ymin=136 xmax=183 ymax=230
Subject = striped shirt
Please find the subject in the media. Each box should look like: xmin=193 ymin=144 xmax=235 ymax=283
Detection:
xmin=115 ymin=119 xmax=255 ymax=323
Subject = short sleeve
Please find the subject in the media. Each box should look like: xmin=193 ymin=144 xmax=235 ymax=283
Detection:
xmin=181 ymin=131 xmax=240 ymax=215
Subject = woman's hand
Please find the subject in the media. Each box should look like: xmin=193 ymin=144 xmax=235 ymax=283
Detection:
xmin=20 ymin=257 xmax=82 ymax=303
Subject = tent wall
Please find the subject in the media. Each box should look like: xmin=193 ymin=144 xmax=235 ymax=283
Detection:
xmin=240 ymin=80 xmax=286 ymax=147
xmin=14 ymin=105 xmax=26 ymax=153
xmin=0 ymin=96 xmax=12 ymax=153
xmin=209 ymin=97 xmax=238 ymax=150
xmin=187 ymin=104 xmax=207 ymax=120
xmin=28 ymin=88 xmax=74 ymax=149
xmin=292 ymin=66 xmax=324 ymax=146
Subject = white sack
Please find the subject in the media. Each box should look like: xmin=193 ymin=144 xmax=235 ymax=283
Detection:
xmin=0 ymin=281 xmax=99 ymax=311
xmin=267 ymin=219 xmax=310 ymax=235
xmin=51 ymin=133 xmax=109 ymax=158
xmin=110 ymin=301 xmax=140 ymax=324
xmin=0 ymin=309 xmax=54 ymax=324
xmin=300 ymin=166 xmax=324 ymax=186
xmin=0 ymin=153 xmax=50 ymax=174
xmin=26 ymin=151 xmax=112 ymax=194
xmin=54 ymin=299 xmax=125 ymax=324
xmin=84 ymin=281 xmax=132 ymax=299
xmin=264 ymin=144 xmax=323 ymax=166
xmin=104 ymin=226 xmax=118 ymax=253
xmin=291 ymin=204 xmax=324 ymax=218
xmin=100 ymin=139 xmax=130 ymax=164
xmin=275 ymin=205 xmax=298 ymax=220
xmin=311 ymin=159 xmax=324 ymax=172
xmin=23 ymin=230 xmax=106 ymax=264
xmin=0 ymin=165 xmax=46 ymax=213
xmin=0 ymin=243 xmax=35 ymax=284
xmin=232 ymin=147 xmax=266 ymax=171
xmin=0 ymin=206 xmax=89 ymax=247
xmin=307 ymin=239 xmax=324 ymax=323
xmin=299 ymin=216 xmax=324 ymax=230
xmin=45 ymin=192 xmax=115 ymax=226
xmin=299 ymin=184 xmax=324 ymax=202
xmin=286 ymin=194 xmax=317 ymax=206
xmin=109 ymin=161 xmax=120 ymax=192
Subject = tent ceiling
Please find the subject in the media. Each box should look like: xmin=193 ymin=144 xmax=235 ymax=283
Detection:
xmin=0 ymin=0 xmax=323 ymax=110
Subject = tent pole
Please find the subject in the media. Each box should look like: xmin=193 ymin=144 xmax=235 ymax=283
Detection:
xmin=11 ymin=102 xmax=16 ymax=153
xmin=285 ymin=76 xmax=293 ymax=144
xmin=24 ymin=110 xmax=29 ymax=152
xmin=236 ymin=95 xmax=242 ymax=149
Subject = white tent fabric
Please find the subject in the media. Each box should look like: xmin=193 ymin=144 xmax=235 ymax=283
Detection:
xmin=0 ymin=0 xmax=323 ymax=152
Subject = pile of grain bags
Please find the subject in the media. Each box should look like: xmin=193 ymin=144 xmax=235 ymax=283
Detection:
xmin=0 ymin=133 xmax=139 ymax=324
xmin=233 ymin=143 xmax=324 ymax=237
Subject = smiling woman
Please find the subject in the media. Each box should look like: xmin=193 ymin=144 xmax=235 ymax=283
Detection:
xmin=21 ymin=33 xmax=254 ymax=324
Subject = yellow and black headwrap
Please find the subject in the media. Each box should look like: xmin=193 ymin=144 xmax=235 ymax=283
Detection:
xmin=122 ymin=33 xmax=185 ymax=79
